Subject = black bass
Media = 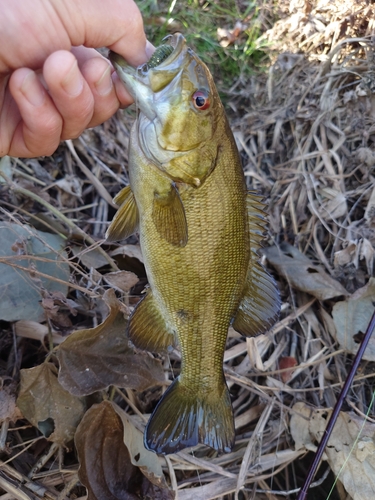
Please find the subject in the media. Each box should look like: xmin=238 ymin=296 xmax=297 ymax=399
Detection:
xmin=107 ymin=34 xmax=280 ymax=454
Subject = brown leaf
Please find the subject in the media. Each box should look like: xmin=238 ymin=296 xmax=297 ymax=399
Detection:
xmin=112 ymin=405 xmax=168 ymax=490
xmin=291 ymin=402 xmax=375 ymax=500
xmin=263 ymin=242 xmax=348 ymax=300
xmin=332 ymin=277 xmax=375 ymax=360
xmin=279 ymin=356 xmax=298 ymax=383
xmin=56 ymin=289 xmax=165 ymax=396
xmin=0 ymin=382 xmax=22 ymax=424
xmin=104 ymin=271 xmax=139 ymax=293
xmin=17 ymin=363 xmax=86 ymax=445
xmin=75 ymin=401 xmax=175 ymax=500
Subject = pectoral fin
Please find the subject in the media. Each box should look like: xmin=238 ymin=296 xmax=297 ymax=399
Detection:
xmin=128 ymin=289 xmax=175 ymax=352
xmin=232 ymin=191 xmax=280 ymax=337
xmin=106 ymin=186 xmax=139 ymax=242
xmin=152 ymin=183 xmax=188 ymax=247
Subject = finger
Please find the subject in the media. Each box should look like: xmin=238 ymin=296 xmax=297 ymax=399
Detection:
xmin=79 ymin=55 xmax=125 ymax=128
xmin=54 ymin=0 xmax=154 ymax=66
xmin=7 ymin=68 xmax=63 ymax=157
xmin=43 ymin=50 xmax=95 ymax=140
xmin=72 ymin=45 xmax=135 ymax=116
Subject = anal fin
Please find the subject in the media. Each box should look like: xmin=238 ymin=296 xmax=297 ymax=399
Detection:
xmin=152 ymin=183 xmax=188 ymax=247
xmin=128 ymin=289 xmax=175 ymax=352
xmin=106 ymin=185 xmax=139 ymax=242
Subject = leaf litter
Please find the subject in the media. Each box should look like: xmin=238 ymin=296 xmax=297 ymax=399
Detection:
xmin=1 ymin=0 xmax=375 ymax=499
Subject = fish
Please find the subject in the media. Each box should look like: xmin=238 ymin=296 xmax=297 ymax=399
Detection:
xmin=106 ymin=34 xmax=280 ymax=455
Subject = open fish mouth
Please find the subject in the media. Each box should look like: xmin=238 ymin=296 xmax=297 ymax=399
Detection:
xmin=109 ymin=33 xmax=186 ymax=81
xmin=139 ymin=33 xmax=185 ymax=72
xmin=108 ymin=33 xmax=188 ymax=121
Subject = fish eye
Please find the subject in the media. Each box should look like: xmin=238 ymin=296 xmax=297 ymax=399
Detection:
xmin=192 ymin=90 xmax=210 ymax=110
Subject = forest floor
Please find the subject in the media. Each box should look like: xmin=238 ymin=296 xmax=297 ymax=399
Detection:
xmin=1 ymin=1 xmax=375 ymax=499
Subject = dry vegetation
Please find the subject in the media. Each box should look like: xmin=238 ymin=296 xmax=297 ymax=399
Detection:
xmin=1 ymin=1 xmax=375 ymax=499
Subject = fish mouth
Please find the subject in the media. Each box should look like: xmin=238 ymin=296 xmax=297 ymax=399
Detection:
xmin=109 ymin=34 xmax=187 ymax=120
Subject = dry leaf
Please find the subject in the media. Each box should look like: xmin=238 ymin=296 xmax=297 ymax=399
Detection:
xmin=75 ymin=401 xmax=174 ymax=500
xmin=17 ymin=363 xmax=86 ymax=445
xmin=71 ymin=245 xmax=110 ymax=269
xmin=113 ymin=405 xmax=168 ymax=489
xmin=332 ymin=278 xmax=375 ymax=360
xmin=109 ymin=244 xmax=144 ymax=263
xmin=104 ymin=271 xmax=139 ymax=293
xmin=14 ymin=320 xmax=66 ymax=344
xmin=263 ymin=242 xmax=348 ymax=300
xmin=279 ymin=356 xmax=298 ymax=383
xmin=0 ymin=382 xmax=22 ymax=424
xmin=290 ymin=402 xmax=316 ymax=453
xmin=318 ymin=187 xmax=347 ymax=219
xmin=56 ymin=289 xmax=165 ymax=396
xmin=291 ymin=402 xmax=375 ymax=500
xmin=0 ymin=222 xmax=69 ymax=322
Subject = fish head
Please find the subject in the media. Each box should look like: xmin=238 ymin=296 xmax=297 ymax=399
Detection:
xmin=110 ymin=34 xmax=224 ymax=186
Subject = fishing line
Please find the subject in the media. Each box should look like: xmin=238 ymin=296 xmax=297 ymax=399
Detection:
xmin=325 ymin=387 xmax=375 ymax=500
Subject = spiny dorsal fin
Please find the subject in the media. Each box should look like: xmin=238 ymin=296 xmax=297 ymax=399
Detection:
xmin=128 ymin=289 xmax=175 ymax=352
xmin=232 ymin=191 xmax=280 ymax=337
xmin=106 ymin=185 xmax=139 ymax=242
xmin=247 ymin=190 xmax=268 ymax=252
xmin=152 ymin=183 xmax=188 ymax=247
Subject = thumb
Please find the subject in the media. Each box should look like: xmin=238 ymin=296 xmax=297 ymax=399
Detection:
xmin=54 ymin=0 xmax=153 ymax=66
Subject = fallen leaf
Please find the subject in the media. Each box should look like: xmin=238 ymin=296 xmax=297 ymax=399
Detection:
xmin=263 ymin=242 xmax=348 ymax=300
xmin=332 ymin=278 xmax=375 ymax=360
xmin=75 ymin=401 xmax=174 ymax=500
xmin=103 ymin=271 xmax=139 ymax=293
xmin=17 ymin=363 xmax=86 ymax=445
xmin=290 ymin=402 xmax=316 ymax=453
xmin=56 ymin=289 xmax=165 ymax=396
xmin=279 ymin=356 xmax=298 ymax=383
xmin=0 ymin=222 xmax=69 ymax=322
xmin=113 ymin=405 xmax=167 ymax=489
xmin=71 ymin=245 xmax=110 ymax=269
xmin=14 ymin=320 xmax=66 ymax=344
xmin=360 ymin=238 xmax=374 ymax=276
xmin=319 ymin=187 xmax=347 ymax=219
xmin=109 ymin=244 xmax=144 ymax=263
xmin=291 ymin=402 xmax=375 ymax=500
xmin=0 ymin=382 xmax=22 ymax=424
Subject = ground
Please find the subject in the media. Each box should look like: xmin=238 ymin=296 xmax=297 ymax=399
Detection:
xmin=0 ymin=1 xmax=375 ymax=499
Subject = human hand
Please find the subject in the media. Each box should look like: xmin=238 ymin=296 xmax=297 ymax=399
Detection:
xmin=1 ymin=0 xmax=153 ymax=158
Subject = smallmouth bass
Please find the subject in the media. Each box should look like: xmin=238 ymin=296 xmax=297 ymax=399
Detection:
xmin=107 ymin=34 xmax=280 ymax=455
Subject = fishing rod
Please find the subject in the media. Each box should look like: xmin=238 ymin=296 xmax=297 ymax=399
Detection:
xmin=297 ymin=308 xmax=375 ymax=500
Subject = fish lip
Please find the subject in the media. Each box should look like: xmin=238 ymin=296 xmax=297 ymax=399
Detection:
xmin=109 ymin=33 xmax=188 ymax=123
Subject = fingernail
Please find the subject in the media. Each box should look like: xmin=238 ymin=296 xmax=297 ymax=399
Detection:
xmin=61 ymin=60 xmax=84 ymax=97
xmin=20 ymin=71 xmax=46 ymax=107
xmin=146 ymin=40 xmax=155 ymax=59
xmin=95 ymin=65 xmax=112 ymax=96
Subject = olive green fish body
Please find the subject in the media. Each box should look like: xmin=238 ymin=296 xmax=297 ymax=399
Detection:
xmin=107 ymin=35 xmax=280 ymax=454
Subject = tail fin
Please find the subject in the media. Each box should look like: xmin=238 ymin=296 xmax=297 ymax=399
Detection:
xmin=144 ymin=377 xmax=234 ymax=455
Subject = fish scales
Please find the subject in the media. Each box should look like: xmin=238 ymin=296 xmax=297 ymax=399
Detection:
xmin=107 ymin=34 xmax=280 ymax=455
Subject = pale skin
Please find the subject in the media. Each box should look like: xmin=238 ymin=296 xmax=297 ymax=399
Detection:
xmin=0 ymin=0 xmax=154 ymax=158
